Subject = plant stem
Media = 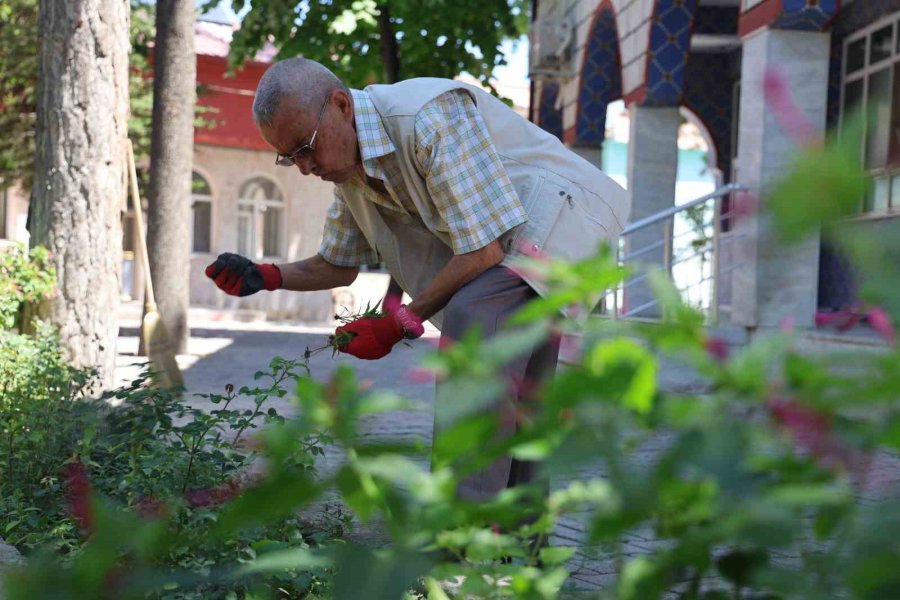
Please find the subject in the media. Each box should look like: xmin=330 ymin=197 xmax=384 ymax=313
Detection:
xmin=231 ymin=366 xmax=293 ymax=446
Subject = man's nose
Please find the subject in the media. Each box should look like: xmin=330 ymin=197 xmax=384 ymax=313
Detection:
xmin=294 ymin=155 xmax=315 ymax=176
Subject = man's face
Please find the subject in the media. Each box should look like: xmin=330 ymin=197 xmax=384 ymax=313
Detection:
xmin=259 ymin=89 xmax=360 ymax=184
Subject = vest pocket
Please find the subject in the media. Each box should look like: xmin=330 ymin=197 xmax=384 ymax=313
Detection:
xmin=514 ymin=176 xmax=613 ymax=264
xmin=542 ymin=184 xmax=611 ymax=263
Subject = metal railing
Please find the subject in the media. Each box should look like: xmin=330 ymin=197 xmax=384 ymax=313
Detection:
xmin=608 ymin=183 xmax=748 ymax=322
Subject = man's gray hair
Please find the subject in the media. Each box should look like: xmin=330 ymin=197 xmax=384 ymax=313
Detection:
xmin=253 ymin=57 xmax=349 ymax=127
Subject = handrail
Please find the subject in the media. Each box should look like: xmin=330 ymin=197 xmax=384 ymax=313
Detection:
xmin=621 ymin=183 xmax=747 ymax=236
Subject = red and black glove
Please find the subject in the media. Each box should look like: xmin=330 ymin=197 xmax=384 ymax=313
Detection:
xmin=204 ymin=252 xmax=282 ymax=297
xmin=336 ymin=305 xmax=424 ymax=360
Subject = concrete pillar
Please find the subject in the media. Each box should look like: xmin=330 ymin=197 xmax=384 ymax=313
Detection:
xmin=571 ymin=146 xmax=602 ymax=169
xmin=624 ymin=105 xmax=680 ymax=317
xmin=731 ymin=28 xmax=830 ymax=329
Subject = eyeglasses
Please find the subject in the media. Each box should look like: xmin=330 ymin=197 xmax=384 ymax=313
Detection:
xmin=275 ymin=95 xmax=330 ymax=167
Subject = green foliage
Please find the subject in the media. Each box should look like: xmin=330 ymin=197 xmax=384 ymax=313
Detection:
xmin=0 ymin=0 xmax=38 ymax=190
xmin=1 ymin=344 xmax=341 ymax=598
xmin=221 ymin=0 xmax=529 ymax=89
xmin=767 ymin=118 xmax=870 ymax=243
xmin=0 ymin=243 xmax=55 ymax=330
xmin=0 ymin=0 xmax=157 ymax=191
xmin=5 ymin=126 xmax=900 ymax=598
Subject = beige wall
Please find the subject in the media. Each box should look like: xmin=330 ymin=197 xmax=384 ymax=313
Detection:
xmin=187 ymin=143 xmax=336 ymax=322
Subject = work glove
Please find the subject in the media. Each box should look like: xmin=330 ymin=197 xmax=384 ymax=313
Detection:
xmin=205 ymin=252 xmax=282 ymax=297
xmin=336 ymin=305 xmax=424 ymax=360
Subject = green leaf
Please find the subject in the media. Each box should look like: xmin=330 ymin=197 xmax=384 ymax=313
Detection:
xmin=214 ymin=471 xmax=321 ymax=537
xmin=584 ymin=339 xmax=657 ymax=414
xmin=618 ymin=556 xmax=663 ymax=600
xmin=538 ymin=546 xmax=575 ymax=566
xmin=230 ymin=547 xmax=332 ymax=577
xmin=766 ymin=483 xmax=851 ymax=508
xmin=331 ymin=544 xmax=431 ymax=600
xmin=767 ymin=116 xmax=869 ymax=243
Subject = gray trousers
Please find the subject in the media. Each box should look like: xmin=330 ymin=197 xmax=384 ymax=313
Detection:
xmin=437 ymin=265 xmax=560 ymax=500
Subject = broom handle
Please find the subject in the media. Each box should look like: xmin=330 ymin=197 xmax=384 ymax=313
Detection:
xmin=126 ymin=140 xmax=157 ymax=309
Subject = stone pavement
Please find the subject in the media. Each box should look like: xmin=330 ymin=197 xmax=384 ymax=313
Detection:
xmin=115 ymin=310 xmax=900 ymax=596
xmin=115 ymin=309 xmax=631 ymax=594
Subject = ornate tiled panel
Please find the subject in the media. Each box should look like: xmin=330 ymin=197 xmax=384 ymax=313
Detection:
xmin=538 ymin=82 xmax=564 ymax=140
xmin=772 ymin=0 xmax=839 ymax=31
xmin=643 ymin=0 xmax=700 ymax=106
xmin=575 ymin=5 xmax=623 ymax=145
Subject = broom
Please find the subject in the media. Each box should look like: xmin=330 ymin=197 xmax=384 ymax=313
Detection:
xmin=126 ymin=140 xmax=184 ymax=389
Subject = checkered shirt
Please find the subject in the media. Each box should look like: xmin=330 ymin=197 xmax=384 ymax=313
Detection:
xmin=318 ymin=88 xmax=527 ymax=267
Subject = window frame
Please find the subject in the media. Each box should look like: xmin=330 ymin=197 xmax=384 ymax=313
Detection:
xmin=236 ymin=175 xmax=285 ymax=261
xmin=190 ymin=171 xmax=214 ymax=255
xmin=840 ymin=12 xmax=900 ymax=218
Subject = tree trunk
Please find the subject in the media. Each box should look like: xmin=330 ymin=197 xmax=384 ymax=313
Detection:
xmin=146 ymin=0 xmax=196 ymax=354
xmin=377 ymin=4 xmax=400 ymax=84
xmin=29 ymin=0 xmax=130 ymax=390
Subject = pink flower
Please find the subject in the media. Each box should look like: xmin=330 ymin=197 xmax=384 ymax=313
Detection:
xmin=768 ymin=397 xmax=871 ymax=484
xmin=134 ymin=497 xmax=167 ymax=519
xmin=704 ymin=336 xmax=729 ymax=362
xmin=64 ymin=463 xmax=93 ymax=533
xmin=866 ymin=307 xmax=896 ymax=345
xmin=185 ymin=480 xmax=242 ymax=508
xmin=406 ymin=366 xmax=440 ymax=383
xmin=815 ymin=309 xmax=862 ymax=332
xmin=730 ymin=191 xmax=758 ymax=220
xmin=779 ymin=316 xmax=794 ymax=333
xmin=763 ymin=69 xmax=821 ymax=148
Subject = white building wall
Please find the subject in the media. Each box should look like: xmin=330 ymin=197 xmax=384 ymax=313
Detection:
xmin=536 ymin=0 xmax=656 ymax=134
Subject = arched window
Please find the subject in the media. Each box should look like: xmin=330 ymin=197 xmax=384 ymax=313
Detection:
xmin=191 ymin=172 xmax=213 ymax=253
xmin=237 ymin=177 xmax=283 ymax=259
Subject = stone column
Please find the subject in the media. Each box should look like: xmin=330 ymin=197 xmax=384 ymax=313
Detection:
xmin=731 ymin=28 xmax=831 ymax=329
xmin=624 ymin=105 xmax=680 ymax=317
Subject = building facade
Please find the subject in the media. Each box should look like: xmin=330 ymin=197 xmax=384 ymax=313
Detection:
xmin=530 ymin=0 xmax=900 ymax=330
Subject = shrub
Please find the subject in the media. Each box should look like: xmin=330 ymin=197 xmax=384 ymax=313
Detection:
xmin=1 ymin=344 xmax=342 ymax=598
xmin=0 ymin=243 xmax=55 ymax=331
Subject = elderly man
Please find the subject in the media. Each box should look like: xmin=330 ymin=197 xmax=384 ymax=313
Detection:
xmin=206 ymin=57 xmax=629 ymax=499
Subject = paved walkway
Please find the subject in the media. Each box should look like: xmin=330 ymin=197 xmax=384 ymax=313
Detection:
xmin=115 ymin=309 xmax=626 ymax=594
xmin=115 ymin=309 xmax=900 ymax=596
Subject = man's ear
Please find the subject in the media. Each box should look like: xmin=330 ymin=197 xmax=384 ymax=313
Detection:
xmin=332 ymin=89 xmax=354 ymax=120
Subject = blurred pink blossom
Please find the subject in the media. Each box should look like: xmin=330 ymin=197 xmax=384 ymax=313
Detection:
xmin=134 ymin=497 xmax=167 ymax=520
xmin=815 ymin=309 xmax=862 ymax=332
xmin=779 ymin=316 xmax=795 ymax=333
xmin=730 ymin=191 xmax=758 ymax=220
xmin=64 ymin=463 xmax=93 ymax=533
xmin=763 ymin=68 xmax=821 ymax=147
xmin=768 ymin=397 xmax=871 ymax=484
xmin=866 ymin=307 xmax=896 ymax=345
xmin=406 ymin=366 xmax=441 ymax=383
xmin=704 ymin=336 xmax=729 ymax=362
xmin=185 ymin=480 xmax=242 ymax=508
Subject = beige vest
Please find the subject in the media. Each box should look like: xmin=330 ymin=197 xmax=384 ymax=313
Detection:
xmin=340 ymin=78 xmax=630 ymax=329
